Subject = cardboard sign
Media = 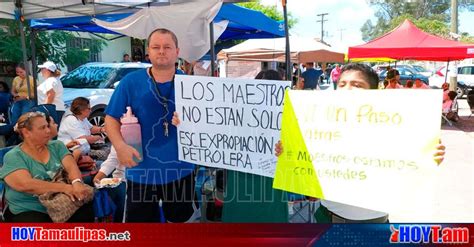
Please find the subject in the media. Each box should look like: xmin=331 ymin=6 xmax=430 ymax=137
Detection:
xmin=175 ymin=75 xmax=291 ymax=177
xmin=273 ymin=89 xmax=443 ymax=214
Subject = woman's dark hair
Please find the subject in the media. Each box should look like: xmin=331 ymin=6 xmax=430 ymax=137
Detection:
xmin=447 ymin=91 xmax=457 ymax=101
xmin=339 ymin=63 xmax=379 ymax=89
xmin=0 ymin=81 xmax=9 ymax=92
xmin=16 ymin=62 xmax=25 ymax=70
xmin=255 ymin=69 xmax=283 ymax=80
xmin=70 ymin=97 xmax=90 ymax=115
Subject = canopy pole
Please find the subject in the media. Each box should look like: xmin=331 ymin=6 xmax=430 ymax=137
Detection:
xmin=209 ymin=22 xmax=216 ymax=77
xmin=17 ymin=1 xmax=33 ymax=101
xmin=282 ymin=0 xmax=291 ymax=81
xmin=30 ymin=29 xmax=38 ymax=104
xmin=444 ymin=60 xmax=450 ymax=84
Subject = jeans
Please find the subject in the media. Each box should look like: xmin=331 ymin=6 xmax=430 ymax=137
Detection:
xmin=10 ymin=99 xmax=35 ymax=125
xmin=105 ymin=182 xmax=127 ymax=222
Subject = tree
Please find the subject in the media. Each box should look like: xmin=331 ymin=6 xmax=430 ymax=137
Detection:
xmin=361 ymin=0 xmax=474 ymax=42
xmin=0 ymin=19 xmax=106 ymax=67
xmin=238 ymin=0 xmax=297 ymax=28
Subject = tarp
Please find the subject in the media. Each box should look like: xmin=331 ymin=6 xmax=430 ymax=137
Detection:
xmin=218 ymin=36 xmax=345 ymax=63
xmin=0 ymin=0 xmax=172 ymax=19
xmin=348 ymin=19 xmax=474 ymax=61
xmin=94 ymin=0 xmax=223 ymax=61
xmin=30 ymin=4 xmax=285 ymax=39
xmin=30 ymin=3 xmax=285 ymax=61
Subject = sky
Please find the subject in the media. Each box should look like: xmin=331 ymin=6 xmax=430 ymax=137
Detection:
xmin=260 ymin=0 xmax=474 ymax=50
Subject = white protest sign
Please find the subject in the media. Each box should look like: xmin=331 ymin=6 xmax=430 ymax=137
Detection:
xmin=175 ymin=75 xmax=291 ymax=177
xmin=273 ymin=89 xmax=444 ymax=215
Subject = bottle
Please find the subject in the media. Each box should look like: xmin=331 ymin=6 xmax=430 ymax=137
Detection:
xmin=120 ymin=106 xmax=143 ymax=162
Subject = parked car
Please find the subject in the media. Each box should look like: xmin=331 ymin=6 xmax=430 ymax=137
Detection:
xmin=411 ymin=65 xmax=433 ymax=77
xmin=372 ymin=64 xmax=391 ymax=75
xmin=62 ymin=62 xmax=152 ymax=127
xmin=457 ymin=64 xmax=474 ymax=91
xmin=379 ymin=67 xmax=429 ymax=86
xmin=429 ymin=64 xmax=473 ymax=97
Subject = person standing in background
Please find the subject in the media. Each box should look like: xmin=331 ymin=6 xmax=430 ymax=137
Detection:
xmin=37 ymin=61 xmax=66 ymax=122
xmin=300 ymin=62 xmax=322 ymax=90
xmin=330 ymin=64 xmax=342 ymax=90
xmin=122 ymin=54 xmax=131 ymax=62
xmin=11 ymin=63 xmax=36 ymax=125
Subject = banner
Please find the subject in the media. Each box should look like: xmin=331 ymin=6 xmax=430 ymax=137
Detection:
xmin=175 ymin=75 xmax=291 ymax=177
xmin=273 ymin=89 xmax=443 ymax=214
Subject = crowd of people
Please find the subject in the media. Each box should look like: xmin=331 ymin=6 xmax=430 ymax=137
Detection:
xmin=0 ymin=28 xmax=450 ymax=223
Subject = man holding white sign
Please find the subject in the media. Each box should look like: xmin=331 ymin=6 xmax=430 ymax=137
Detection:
xmin=274 ymin=63 xmax=446 ymax=223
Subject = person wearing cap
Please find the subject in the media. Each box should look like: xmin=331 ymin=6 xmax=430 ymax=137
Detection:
xmin=37 ymin=61 xmax=66 ymax=122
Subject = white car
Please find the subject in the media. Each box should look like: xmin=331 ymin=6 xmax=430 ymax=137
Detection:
xmin=458 ymin=64 xmax=474 ymax=88
xmin=62 ymin=62 xmax=152 ymax=127
xmin=429 ymin=64 xmax=473 ymax=97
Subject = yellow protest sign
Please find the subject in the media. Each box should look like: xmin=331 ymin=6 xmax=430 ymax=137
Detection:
xmin=273 ymin=90 xmax=324 ymax=198
xmin=273 ymin=89 xmax=443 ymax=214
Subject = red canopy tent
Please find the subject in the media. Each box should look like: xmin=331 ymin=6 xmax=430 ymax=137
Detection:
xmin=348 ymin=19 xmax=474 ymax=61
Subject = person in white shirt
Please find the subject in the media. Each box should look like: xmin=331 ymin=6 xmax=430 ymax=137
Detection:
xmin=58 ymin=97 xmax=107 ymax=160
xmin=37 ymin=61 xmax=65 ymax=121
xmin=93 ymin=147 xmax=127 ymax=223
xmin=93 ymin=147 xmax=125 ymax=183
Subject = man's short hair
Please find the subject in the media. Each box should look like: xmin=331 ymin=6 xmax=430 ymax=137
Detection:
xmin=340 ymin=63 xmax=379 ymax=89
xmin=147 ymin=28 xmax=179 ymax=48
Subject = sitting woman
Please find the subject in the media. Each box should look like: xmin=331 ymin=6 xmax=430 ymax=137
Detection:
xmin=58 ymin=97 xmax=108 ymax=160
xmin=442 ymin=91 xmax=459 ymax=122
xmin=0 ymin=112 xmax=94 ymax=222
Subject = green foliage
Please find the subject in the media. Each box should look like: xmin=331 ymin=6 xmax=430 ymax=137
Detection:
xmin=0 ymin=19 xmax=106 ymax=67
xmin=238 ymin=0 xmax=297 ymax=28
xmin=461 ymin=33 xmax=474 ymax=43
xmin=362 ymin=0 xmax=474 ymax=42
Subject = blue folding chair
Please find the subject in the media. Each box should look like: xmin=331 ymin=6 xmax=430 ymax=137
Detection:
xmin=0 ymin=146 xmax=14 ymax=221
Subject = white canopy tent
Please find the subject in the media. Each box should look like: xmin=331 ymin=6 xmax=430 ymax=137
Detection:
xmin=0 ymin=0 xmax=175 ymax=20
xmin=218 ymin=36 xmax=345 ymax=63
xmin=94 ymin=0 xmax=226 ymax=61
